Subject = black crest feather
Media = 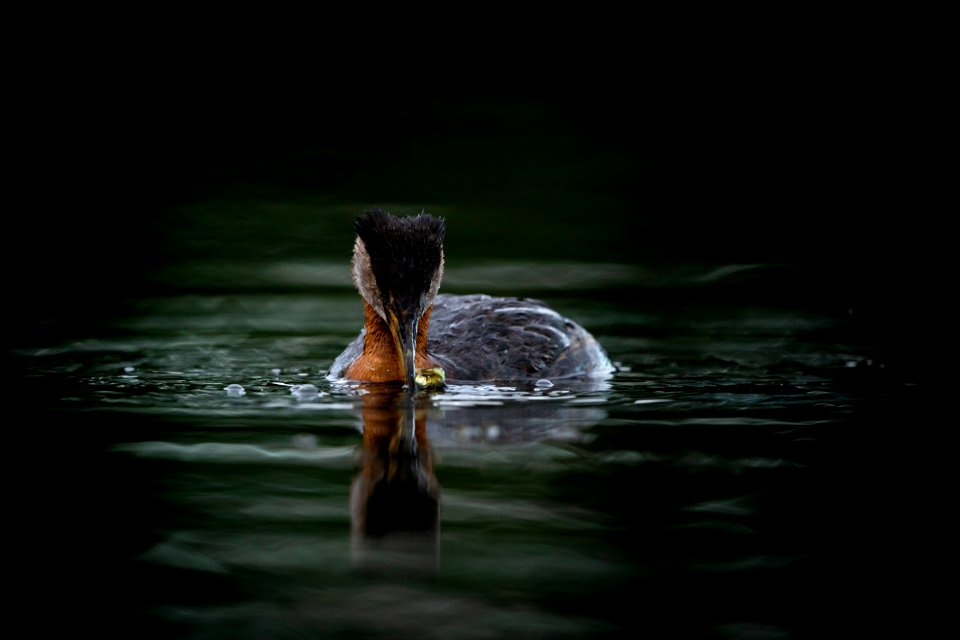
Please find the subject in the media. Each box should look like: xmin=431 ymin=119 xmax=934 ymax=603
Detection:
xmin=355 ymin=208 xmax=445 ymax=308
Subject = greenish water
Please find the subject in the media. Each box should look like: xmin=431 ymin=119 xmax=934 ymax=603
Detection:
xmin=8 ymin=103 xmax=922 ymax=638
xmin=13 ymin=197 xmax=905 ymax=638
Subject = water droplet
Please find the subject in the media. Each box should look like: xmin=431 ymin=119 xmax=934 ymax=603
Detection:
xmin=224 ymin=384 xmax=246 ymax=397
xmin=123 ymin=366 xmax=135 ymax=373
xmin=535 ymin=379 xmax=554 ymax=388
xmin=291 ymin=383 xmax=323 ymax=401
xmin=270 ymin=368 xmax=281 ymax=376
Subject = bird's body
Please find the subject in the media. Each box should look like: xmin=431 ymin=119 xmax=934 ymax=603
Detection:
xmin=329 ymin=209 xmax=612 ymax=388
xmin=330 ymin=293 xmax=612 ymax=383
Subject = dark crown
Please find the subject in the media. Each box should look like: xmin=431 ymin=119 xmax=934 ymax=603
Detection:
xmin=355 ymin=208 xmax=445 ymax=305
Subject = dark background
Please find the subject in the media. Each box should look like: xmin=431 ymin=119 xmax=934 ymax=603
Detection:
xmin=9 ymin=90 xmax=926 ymax=378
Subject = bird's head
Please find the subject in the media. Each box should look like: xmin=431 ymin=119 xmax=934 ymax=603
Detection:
xmin=351 ymin=208 xmax=445 ymax=389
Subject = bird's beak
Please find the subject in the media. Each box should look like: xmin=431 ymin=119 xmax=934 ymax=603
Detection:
xmin=386 ymin=308 xmax=418 ymax=391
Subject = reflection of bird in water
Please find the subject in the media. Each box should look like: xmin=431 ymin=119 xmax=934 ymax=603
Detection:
xmin=350 ymin=389 xmax=439 ymax=572
xmin=329 ymin=209 xmax=613 ymax=389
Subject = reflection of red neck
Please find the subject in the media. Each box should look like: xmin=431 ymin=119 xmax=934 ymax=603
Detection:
xmin=360 ymin=393 xmax=431 ymax=454
xmin=344 ymin=303 xmax=435 ymax=382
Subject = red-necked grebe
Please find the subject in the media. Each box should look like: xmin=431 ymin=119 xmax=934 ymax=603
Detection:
xmin=328 ymin=208 xmax=613 ymax=389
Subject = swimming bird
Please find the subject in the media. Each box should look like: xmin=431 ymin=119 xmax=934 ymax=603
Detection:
xmin=328 ymin=208 xmax=613 ymax=389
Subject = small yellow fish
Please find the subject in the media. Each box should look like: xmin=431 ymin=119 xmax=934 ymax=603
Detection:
xmin=415 ymin=367 xmax=446 ymax=391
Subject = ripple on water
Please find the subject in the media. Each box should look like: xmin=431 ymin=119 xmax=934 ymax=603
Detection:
xmin=113 ymin=441 xmax=357 ymax=468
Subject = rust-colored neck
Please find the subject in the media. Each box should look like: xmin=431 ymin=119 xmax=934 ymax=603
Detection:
xmin=344 ymin=303 xmax=435 ymax=382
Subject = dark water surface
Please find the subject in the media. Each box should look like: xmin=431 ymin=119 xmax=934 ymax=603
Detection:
xmin=9 ymin=106 xmax=923 ymax=638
